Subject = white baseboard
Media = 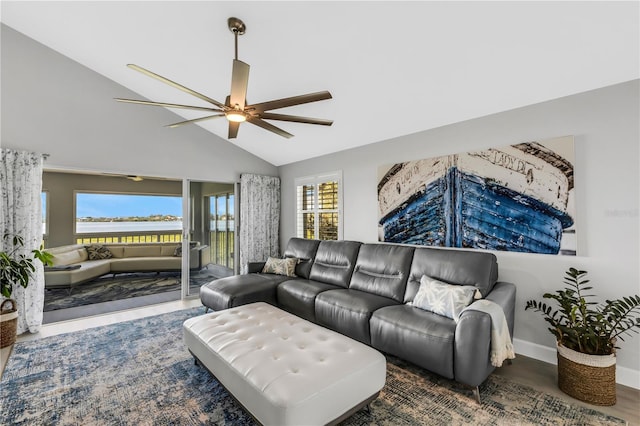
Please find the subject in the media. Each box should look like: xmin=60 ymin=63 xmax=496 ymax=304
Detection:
xmin=513 ymin=338 xmax=640 ymax=390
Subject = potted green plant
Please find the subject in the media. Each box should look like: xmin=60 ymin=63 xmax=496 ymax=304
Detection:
xmin=0 ymin=233 xmax=52 ymax=348
xmin=525 ymin=267 xmax=640 ymax=405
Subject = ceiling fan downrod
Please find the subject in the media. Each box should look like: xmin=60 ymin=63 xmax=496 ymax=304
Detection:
xmin=228 ymin=17 xmax=246 ymax=61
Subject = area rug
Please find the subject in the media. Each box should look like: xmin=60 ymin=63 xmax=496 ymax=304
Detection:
xmin=43 ymin=269 xmax=224 ymax=311
xmin=1 ymin=309 xmax=627 ymax=426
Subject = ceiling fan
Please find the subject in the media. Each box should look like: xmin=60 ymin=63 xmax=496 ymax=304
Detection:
xmin=115 ymin=17 xmax=333 ymax=139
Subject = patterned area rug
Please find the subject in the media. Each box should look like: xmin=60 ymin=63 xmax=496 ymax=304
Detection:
xmin=1 ymin=309 xmax=627 ymax=425
xmin=43 ymin=269 xmax=224 ymax=311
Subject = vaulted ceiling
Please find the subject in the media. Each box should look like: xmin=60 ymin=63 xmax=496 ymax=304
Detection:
xmin=2 ymin=1 xmax=638 ymax=166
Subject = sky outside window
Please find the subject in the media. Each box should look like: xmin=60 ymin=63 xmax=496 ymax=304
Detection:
xmin=41 ymin=192 xmax=47 ymax=235
xmin=75 ymin=193 xmax=182 ymax=234
xmin=76 ymin=193 xmax=181 ymax=219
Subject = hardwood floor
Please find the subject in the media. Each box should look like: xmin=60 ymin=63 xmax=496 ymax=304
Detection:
xmin=494 ymin=354 xmax=639 ymax=425
xmin=2 ymin=301 xmax=639 ymax=425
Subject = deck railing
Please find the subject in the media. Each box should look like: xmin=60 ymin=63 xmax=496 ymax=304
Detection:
xmin=211 ymin=230 xmax=234 ymax=269
xmin=74 ymin=232 xmax=182 ymax=245
xmin=72 ymin=231 xmax=234 ymax=268
xmin=71 ymin=231 xmax=234 ymax=270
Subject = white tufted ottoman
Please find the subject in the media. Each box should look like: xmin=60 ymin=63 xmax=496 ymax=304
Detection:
xmin=183 ymin=302 xmax=386 ymax=425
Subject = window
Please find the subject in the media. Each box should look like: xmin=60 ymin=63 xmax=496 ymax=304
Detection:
xmin=74 ymin=192 xmax=182 ymax=243
xmin=41 ymin=191 xmax=49 ymax=240
xmin=295 ymin=172 xmax=342 ymax=240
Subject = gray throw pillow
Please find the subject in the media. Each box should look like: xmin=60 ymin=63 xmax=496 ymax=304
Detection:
xmin=261 ymin=257 xmax=297 ymax=277
xmin=174 ymin=242 xmax=198 ymax=256
xmin=85 ymin=244 xmax=113 ymax=260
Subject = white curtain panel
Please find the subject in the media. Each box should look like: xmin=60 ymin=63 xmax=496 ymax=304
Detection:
xmin=1 ymin=148 xmax=45 ymax=334
xmin=239 ymin=174 xmax=280 ymax=274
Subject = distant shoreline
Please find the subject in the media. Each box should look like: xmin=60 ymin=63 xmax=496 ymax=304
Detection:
xmin=75 ymin=220 xmax=234 ymax=234
xmin=77 ymin=215 xmax=181 ymax=223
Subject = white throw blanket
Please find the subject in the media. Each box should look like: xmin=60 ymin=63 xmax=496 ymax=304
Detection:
xmin=458 ymin=299 xmax=515 ymax=367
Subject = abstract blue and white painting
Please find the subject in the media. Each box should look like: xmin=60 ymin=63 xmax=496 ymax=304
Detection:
xmin=377 ymin=136 xmax=576 ymax=255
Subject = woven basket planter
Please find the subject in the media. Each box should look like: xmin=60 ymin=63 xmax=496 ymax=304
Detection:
xmin=557 ymin=343 xmax=616 ymax=406
xmin=1 ymin=299 xmax=18 ymax=348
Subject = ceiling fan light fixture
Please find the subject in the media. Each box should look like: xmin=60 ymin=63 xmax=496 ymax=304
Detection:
xmin=117 ymin=16 xmax=332 ymax=139
xmin=225 ymin=110 xmax=247 ymax=123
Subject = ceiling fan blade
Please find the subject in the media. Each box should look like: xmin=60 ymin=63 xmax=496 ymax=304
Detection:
xmin=259 ymin=112 xmax=333 ymax=126
xmin=228 ymin=121 xmax=240 ymax=139
xmin=230 ymin=60 xmax=250 ymax=110
xmin=246 ymin=91 xmax=332 ymax=112
xmin=127 ymin=64 xmax=227 ymax=110
xmin=247 ymin=117 xmax=294 ymax=139
xmin=166 ymin=114 xmax=225 ymax=128
xmin=114 ymin=98 xmax=223 ymax=112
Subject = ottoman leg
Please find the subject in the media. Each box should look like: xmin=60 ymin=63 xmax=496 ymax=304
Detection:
xmin=190 ymin=351 xmax=201 ymax=366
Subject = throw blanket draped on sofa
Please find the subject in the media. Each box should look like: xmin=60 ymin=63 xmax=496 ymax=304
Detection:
xmin=459 ymin=299 xmax=515 ymax=367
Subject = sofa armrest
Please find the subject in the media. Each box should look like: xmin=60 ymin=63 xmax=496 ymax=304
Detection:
xmin=485 ymin=281 xmax=516 ymax=339
xmin=247 ymin=262 xmax=266 ymax=274
xmin=197 ymin=245 xmax=210 ymax=269
xmin=454 ymin=282 xmax=516 ymax=387
xmin=186 ymin=245 xmax=204 ymax=269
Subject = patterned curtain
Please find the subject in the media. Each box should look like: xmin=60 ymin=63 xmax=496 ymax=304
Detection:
xmin=0 ymin=148 xmax=45 ymax=334
xmin=239 ymin=174 xmax=280 ymax=274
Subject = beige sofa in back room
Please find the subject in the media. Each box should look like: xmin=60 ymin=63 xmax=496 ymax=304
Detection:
xmin=44 ymin=242 xmax=210 ymax=289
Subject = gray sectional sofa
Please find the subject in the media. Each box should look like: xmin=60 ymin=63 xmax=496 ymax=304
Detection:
xmin=199 ymin=238 xmax=516 ymax=401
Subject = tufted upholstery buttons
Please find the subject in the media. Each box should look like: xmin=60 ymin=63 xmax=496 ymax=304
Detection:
xmin=183 ymin=302 xmax=386 ymax=426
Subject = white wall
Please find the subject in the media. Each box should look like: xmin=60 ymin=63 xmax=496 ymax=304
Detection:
xmin=1 ymin=24 xmax=278 ymax=182
xmin=279 ymin=80 xmax=640 ymax=388
xmin=4 ymin=22 xmax=639 ymax=388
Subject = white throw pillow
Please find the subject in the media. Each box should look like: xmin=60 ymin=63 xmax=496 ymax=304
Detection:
xmin=410 ymin=275 xmax=479 ymax=320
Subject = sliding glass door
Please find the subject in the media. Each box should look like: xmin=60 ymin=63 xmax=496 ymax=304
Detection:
xmin=209 ymin=193 xmax=234 ymax=270
xmin=182 ymin=180 xmax=237 ymax=298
